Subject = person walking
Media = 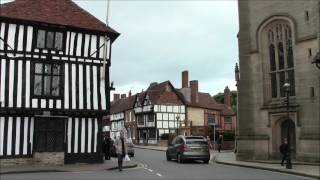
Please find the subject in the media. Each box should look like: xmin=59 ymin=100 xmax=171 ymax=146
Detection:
xmin=280 ymin=138 xmax=289 ymax=166
xmin=115 ymin=130 xmax=127 ymax=171
xmin=217 ymin=134 xmax=223 ymax=152
xmin=104 ymin=134 xmax=111 ymax=160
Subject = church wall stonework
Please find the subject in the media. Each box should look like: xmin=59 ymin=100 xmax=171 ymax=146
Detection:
xmin=237 ymin=0 xmax=320 ymax=162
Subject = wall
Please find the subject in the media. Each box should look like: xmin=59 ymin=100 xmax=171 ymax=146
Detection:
xmin=237 ymin=0 xmax=320 ymax=161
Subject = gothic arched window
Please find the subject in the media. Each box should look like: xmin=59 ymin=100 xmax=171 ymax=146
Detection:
xmin=267 ymin=22 xmax=295 ymax=99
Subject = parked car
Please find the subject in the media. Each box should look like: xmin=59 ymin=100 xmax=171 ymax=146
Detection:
xmin=166 ymin=135 xmax=210 ymax=164
xmin=110 ymin=138 xmax=135 ymax=157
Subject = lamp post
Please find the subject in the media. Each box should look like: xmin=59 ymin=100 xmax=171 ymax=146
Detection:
xmin=234 ymin=63 xmax=240 ymax=153
xmin=176 ymin=115 xmax=180 ymax=135
xmin=283 ymin=81 xmax=292 ymax=169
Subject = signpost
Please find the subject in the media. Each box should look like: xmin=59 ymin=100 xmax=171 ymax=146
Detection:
xmin=208 ymin=114 xmax=217 ymax=150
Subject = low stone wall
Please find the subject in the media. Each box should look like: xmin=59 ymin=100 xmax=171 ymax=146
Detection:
xmin=0 ymin=158 xmax=33 ymax=166
xmin=211 ymin=141 xmax=235 ymax=150
xmin=33 ymin=152 xmax=64 ymax=165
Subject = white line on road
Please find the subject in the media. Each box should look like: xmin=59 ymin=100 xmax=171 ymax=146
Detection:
xmin=156 ymin=173 xmax=162 ymax=177
xmin=147 ymin=169 xmax=154 ymax=172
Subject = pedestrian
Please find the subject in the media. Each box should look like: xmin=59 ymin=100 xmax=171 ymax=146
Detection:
xmin=206 ymin=136 xmax=212 ymax=149
xmin=104 ymin=134 xmax=111 ymax=160
xmin=115 ymin=130 xmax=127 ymax=171
xmin=217 ymin=134 xmax=223 ymax=152
xmin=279 ymin=138 xmax=289 ymax=166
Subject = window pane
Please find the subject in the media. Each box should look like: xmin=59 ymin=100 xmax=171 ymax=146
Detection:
xmin=287 ymin=40 xmax=294 ymax=68
xmin=278 ymin=42 xmax=284 ymax=70
xmin=271 ymin=73 xmax=277 ymax=98
xmin=44 ymin=76 xmax=51 ymax=95
xmin=34 ymin=75 xmax=42 ymax=95
xmin=269 ymin=44 xmax=276 ymax=71
xmin=44 ymin=64 xmax=51 ymax=74
xmin=36 ymin=30 xmax=45 ymax=48
xmin=288 ymin=70 xmax=295 ymax=96
xmin=35 ymin=63 xmax=43 ymax=74
xmin=52 ymin=76 xmax=60 ymax=96
xmin=52 ymin=64 xmax=60 ymax=75
xmin=54 ymin=32 xmax=63 ymax=50
xmin=279 ymin=72 xmax=286 ymax=97
xmin=46 ymin=31 xmax=54 ymax=49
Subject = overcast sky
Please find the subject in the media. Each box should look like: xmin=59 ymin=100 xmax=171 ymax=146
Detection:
xmin=2 ymin=0 xmax=239 ymax=99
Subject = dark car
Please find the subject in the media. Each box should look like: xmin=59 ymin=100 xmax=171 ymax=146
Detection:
xmin=166 ymin=135 xmax=210 ymax=164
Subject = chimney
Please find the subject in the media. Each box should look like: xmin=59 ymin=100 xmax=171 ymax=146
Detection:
xmin=224 ymin=86 xmax=231 ymax=106
xmin=113 ymin=94 xmax=120 ymax=101
xmin=190 ymin=80 xmax=199 ymax=103
xmin=182 ymin=70 xmax=189 ymax=88
xmin=129 ymin=90 xmax=132 ymax=97
xmin=121 ymin=94 xmax=127 ymax=99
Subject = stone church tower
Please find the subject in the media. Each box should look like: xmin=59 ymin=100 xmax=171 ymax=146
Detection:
xmin=237 ymin=0 xmax=320 ymax=162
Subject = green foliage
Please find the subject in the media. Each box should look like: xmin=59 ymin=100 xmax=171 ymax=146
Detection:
xmin=223 ymin=132 xmax=235 ymax=141
xmin=213 ymin=91 xmax=237 ymax=113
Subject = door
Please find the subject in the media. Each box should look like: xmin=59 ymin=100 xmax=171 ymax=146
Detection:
xmin=34 ymin=117 xmax=65 ymax=152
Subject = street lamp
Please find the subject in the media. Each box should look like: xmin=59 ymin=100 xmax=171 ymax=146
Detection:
xmin=176 ymin=115 xmax=180 ymax=135
xmin=283 ymin=81 xmax=292 ymax=169
xmin=234 ymin=63 xmax=240 ymax=153
xmin=312 ymin=52 xmax=320 ymax=69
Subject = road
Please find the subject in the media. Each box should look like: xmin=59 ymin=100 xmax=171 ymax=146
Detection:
xmin=1 ymin=148 xmax=313 ymax=180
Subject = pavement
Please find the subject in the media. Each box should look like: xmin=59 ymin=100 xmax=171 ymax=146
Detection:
xmin=134 ymin=145 xmax=320 ymax=179
xmin=0 ymin=157 xmax=138 ymax=175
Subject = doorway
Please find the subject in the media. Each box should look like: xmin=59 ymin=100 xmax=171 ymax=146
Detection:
xmin=34 ymin=117 xmax=66 ymax=164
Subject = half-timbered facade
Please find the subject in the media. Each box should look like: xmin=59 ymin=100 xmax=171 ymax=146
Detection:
xmin=110 ymin=93 xmax=136 ymax=140
xmin=134 ymin=81 xmax=186 ymax=145
xmin=0 ymin=0 xmax=119 ymax=164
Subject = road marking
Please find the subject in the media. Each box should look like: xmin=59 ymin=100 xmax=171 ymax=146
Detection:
xmin=147 ymin=169 xmax=154 ymax=172
xmin=156 ymin=173 xmax=162 ymax=177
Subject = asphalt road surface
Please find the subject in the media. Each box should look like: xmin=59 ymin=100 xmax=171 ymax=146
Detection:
xmin=1 ymin=148 xmax=313 ymax=180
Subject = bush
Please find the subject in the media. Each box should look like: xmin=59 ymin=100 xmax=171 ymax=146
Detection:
xmin=160 ymin=133 xmax=169 ymax=140
xmin=223 ymin=132 xmax=235 ymax=141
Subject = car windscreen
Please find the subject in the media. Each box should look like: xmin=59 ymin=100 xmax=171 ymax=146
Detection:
xmin=186 ymin=140 xmax=208 ymax=145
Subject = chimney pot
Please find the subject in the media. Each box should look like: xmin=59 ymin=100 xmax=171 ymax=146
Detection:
xmin=182 ymin=71 xmax=189 ymax=88
xmin=190 ymin=80 xmax=199 ymax=103
xmin=121 ymin=94 xmax=126 ymax=99
xmin=224 ymin=86 xmax=231 ymax=106
xmin=113 ymin=94 xmax=120 ymax=101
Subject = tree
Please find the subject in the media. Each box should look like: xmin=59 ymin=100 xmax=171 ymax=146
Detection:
xmin=213 ymin=91 xmax=237 ymax=113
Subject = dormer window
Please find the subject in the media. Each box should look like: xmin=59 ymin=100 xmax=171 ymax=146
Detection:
xmin=36 ymin=29 xmax=64 ymax=50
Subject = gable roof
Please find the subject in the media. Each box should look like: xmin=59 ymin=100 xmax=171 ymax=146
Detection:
xmin=145 ymin=81 xmax=185 ymax=105
xmin=0 ymin=0 xmax=119 ymax=39
xmin=111 ymin=95 xmax=137 ymax=114
xmin=186 ymin=92 xmax=222 ymax=111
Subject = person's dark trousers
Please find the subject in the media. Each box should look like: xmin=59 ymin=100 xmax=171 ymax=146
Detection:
xmin=105 ymin=152 xmax=110 ymax=160
xmin=281 ymin=153 xmax=287 ymax=166
xmin=117 ymin=154 xmax=123 ymax=171
xmin=218 ymin=144 xmax=222 ymax=152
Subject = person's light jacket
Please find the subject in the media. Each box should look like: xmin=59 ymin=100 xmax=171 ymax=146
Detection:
xmin=115 ymin=137 xmax=128 ymax=155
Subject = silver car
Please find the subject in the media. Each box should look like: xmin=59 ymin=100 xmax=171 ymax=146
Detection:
xmin=166 ymin=135 xmax=210 ymax=164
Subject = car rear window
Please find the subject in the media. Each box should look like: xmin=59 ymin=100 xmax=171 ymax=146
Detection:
xmin=185 ymin=136 xmax=205 ymax=140
xmin=186 ymin=140 xmax=208 ymax=145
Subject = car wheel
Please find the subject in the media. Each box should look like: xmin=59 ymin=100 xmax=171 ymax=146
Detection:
xmin=203 ymin=159 xmax=210 ymax=164
xmin=166 ymin=151 xmax=171 ymax=161
xmin=177 ymin=153 xmax=183 ymax=163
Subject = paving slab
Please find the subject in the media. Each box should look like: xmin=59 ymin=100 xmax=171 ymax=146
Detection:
xmin=0 ymin=157 xmax=138 ymax=175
